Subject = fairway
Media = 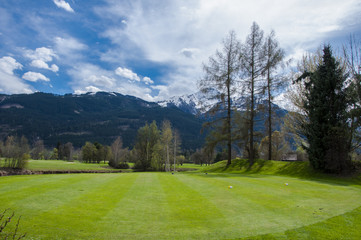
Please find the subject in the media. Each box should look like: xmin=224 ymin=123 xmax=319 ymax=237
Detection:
xmin=1 ymin=172 xmax=361 ymax=239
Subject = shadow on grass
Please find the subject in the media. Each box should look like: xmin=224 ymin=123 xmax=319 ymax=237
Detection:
xmin=198 ymin=159 xmax=360 ymax=187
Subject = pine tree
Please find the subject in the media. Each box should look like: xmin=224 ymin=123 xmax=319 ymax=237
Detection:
xmin=300 ymin=45 xmax=351 ymax=173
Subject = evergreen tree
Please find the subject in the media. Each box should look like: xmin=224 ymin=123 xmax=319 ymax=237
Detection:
xmin=300 ymin=45 xmax=351 ymax=173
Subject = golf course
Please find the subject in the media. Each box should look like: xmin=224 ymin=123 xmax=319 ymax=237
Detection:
xmin=1 ymin=160 xmax=361 ymax=239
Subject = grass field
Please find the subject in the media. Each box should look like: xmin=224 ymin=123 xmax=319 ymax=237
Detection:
xmin=25 ymin=160 xmax=119 ymax=172
xmin=1 ymin=169 xmax=361 ymax=239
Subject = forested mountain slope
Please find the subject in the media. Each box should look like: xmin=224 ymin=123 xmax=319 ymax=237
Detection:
xmin=0 ymin=92 xmax=204 ymax=149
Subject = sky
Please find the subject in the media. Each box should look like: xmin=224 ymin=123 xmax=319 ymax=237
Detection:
xmin=0 ymin=0 xmax=360 ymax=102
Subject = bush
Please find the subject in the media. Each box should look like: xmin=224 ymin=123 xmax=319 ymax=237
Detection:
xmin=108 ymin=161 xmax=129 ymax=169
xmin=118 ymin=162 xmax=130 ymax=169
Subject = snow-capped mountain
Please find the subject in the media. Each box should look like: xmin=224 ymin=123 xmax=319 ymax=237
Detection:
xmin=157 ymin=91 xmax=209 ymax=115
xmin=158 ymin=90 xmax=295 ymax=115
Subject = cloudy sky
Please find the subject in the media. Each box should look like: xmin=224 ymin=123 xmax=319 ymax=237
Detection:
xmin=0 ymin=0 xmax=360 ymax=101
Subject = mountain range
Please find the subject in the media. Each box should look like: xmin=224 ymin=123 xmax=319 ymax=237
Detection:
xmin=0 ymin=92 xmax=204 ymax=150
xmin=0 ymin=91 xmax=288 ymax=150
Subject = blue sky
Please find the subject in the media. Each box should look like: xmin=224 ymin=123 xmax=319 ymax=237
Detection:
xmin=0 ymin=0 xmax=360 ymax=101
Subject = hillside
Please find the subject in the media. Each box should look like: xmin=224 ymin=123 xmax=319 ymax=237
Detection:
xmin=0 ymin=92 xmax=204 ymax=149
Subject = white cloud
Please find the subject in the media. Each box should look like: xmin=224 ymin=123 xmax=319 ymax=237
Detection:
xmin=98 ymin=0 xmax=361 ymax=100
xmin=0 ymin=56 xmax=33 ymax=94
xmin=115 ymin=67 xmax=140 ymax=82
xmin=25 ymin=47 xmax=59 ymax=72
xmin=143 ymin=77 xmax=154 ymax=85
xmin=30 ymin=60 xmax=59 ymax=72
xmin=179 ymin=48 xmax=200 ymax=59
xmin=0 ymin=56 xmax=22 ymax=75
xmin=53 ymin=0 xmax=74 ymax=13
xmin=68 ymin=63 xmax=155 ymax=101
xmin=22 ymin=72 xmax=50 ymax=82
xmin=25 ymin=47 xmax=57 ymax=62
xmin=54 ymin=37 xmax=87 ymax=61
xmin=74 ymin=86 xmax=103 ymax=94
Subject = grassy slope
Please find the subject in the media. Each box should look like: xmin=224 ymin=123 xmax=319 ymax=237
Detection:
xmin=201 ymin=159 xmax=361 ymax=239
xmin=1 ymin=168 xmax=361 ymax=239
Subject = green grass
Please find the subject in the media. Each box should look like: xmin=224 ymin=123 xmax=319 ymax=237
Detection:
xmin=176 ymin=163 xmax=207 ymax=170
xmin=25 ymin=160 xmax=119 ymax=172
xmin=1 ymin=170 xmax=361 ymax=239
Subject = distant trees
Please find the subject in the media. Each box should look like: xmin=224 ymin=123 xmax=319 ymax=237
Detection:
xmin=56 ymin=142 xmax=74 ymax=161
xmin=109 ymin=137 xmax=129 ymax=169
xmin=31 ymin=139 xmax=45 ymax=160
xmin=134 ymin=120 xmax=181 ymax=171
xmin=134 ymin=121 xmax=160 ymax=171
xmin=81 ymin=142 xmax=111 ymax=164
xmin=1 ymin=136 xmax=29 ymax=169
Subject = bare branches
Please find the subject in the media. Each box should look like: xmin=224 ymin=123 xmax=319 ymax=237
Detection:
xmin=0 ymin=209 xmax=26 ymax=240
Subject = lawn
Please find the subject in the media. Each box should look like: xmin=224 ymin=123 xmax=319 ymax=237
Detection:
xmin=1 ymin=171 xmax=361 ymax=239
xmin=25 ymin=160 xmax=119 ymax=172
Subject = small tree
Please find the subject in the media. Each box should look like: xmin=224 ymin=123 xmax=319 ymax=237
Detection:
xmin=134 ymin=121 xmax=160 ymax=171
xmin=2 ymin=136 xmax=29 ymax=169
xmin=109 ymin=137 xmax=129 ymax=168
xmin=31 ymin=139 xmax=45 ymax=160
xmin=161 ymin=120 xmax=173 ymax=172
xmin=82 ymin=142 xmax=97 ymax=163
xmin=259 ymin=131 xmax=290 ymax=160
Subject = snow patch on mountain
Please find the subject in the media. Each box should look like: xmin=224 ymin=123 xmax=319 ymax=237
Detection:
xmin=158 ymin=89 xmax=297 ymax=115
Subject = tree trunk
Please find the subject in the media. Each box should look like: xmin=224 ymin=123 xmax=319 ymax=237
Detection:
xmin=227 ymin=75 xmax=232 ymax=166
xmin=267 ymin=68 xmax=272 ymax=160
xmin=249 ymin=50 xmax=255 ymax=166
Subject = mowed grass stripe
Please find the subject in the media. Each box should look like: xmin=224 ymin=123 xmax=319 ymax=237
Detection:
xmin=93 ymin=172 xmax=171 ymax=239
xmin=158 ymin=173 xmax=227 ymax=240
xmin=179 ymin=173 xmax=361 ymax=238
xmin=1 ymin=172 xmax=361 ymax=239
xmin=23 ymin=173 xmax=138 ymax=240
xmin=0 ymin=174 xmax=97 ymax=210
xmin=243 ymin=206 xmax=361 ymax=239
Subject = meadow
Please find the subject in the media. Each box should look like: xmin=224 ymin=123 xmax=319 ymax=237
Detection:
xmin=1 ymin=160 xmax=361 ymax=239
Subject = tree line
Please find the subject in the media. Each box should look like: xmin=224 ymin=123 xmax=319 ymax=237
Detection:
xmin=0 ymin=120 xmax=194 ymax=171
xmin=199 ymin=21 xmax=361 ymax=173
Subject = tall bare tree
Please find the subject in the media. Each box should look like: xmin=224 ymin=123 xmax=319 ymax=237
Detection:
xmin=262 ymin=30 xmax=285 ymax=160
xmin=239 ymin=22 xmax=265 ymax=165
xmin=343 ymin=35 xmax=361 ymax=152
xmin=199 ymin=30 xmax=241 ymax=165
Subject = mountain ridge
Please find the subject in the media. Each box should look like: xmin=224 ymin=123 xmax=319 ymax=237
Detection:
xmin=0 ymin=92 xmax=204 ymax=149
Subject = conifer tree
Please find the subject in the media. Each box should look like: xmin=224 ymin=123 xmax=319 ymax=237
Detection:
xmin=300 ymin=45 xmax=351 ymax=173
